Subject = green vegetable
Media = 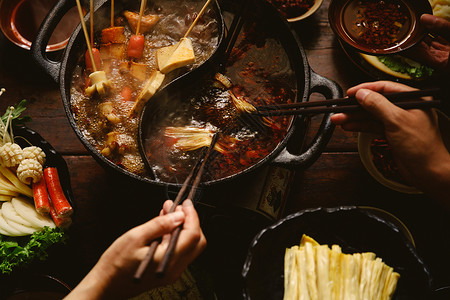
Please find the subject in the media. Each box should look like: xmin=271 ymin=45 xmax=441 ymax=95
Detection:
xmin=1 ymin=99 xmax=32 ymax=126
xmin=378 ymin=55 xmax=434 ymax=79
xmin=0 ymin=99 xmax=32 ymax=144
xmin=0 ymin=227 xmax=67 ymax=274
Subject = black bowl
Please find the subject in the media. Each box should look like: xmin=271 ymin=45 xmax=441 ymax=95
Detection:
xmin=1 ymin=273 xmax=71 ymax=300
xmin=242 ymin=206 xmax=433 ymax=300
xmin=14 ymin=125 xmax=74 ymax=208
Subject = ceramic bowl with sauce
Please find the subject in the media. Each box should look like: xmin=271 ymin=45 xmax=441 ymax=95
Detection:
xmin=358 ymin=132 xmax=422 ymax=194
xmin=268 ymin=0 xmax=324 ymax=22
xmin=0 ymin=0 xmax=79 ymax=51
xmin=358 ymin=111 xmax=450 ymax=194
xmin=328 ymin=0 xmax=433 ymax=55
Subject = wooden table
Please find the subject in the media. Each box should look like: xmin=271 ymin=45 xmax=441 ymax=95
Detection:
xmin=1 ymin=0 xmax=449 ymax=299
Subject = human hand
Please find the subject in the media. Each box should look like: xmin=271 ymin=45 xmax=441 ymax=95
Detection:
xmin=65 ymin=199 xmax=206 ymax=300
xmin=406 ymin=14 xmax=450 ymax=72
xmin=331 ymin=81 xmax=450 ymax=197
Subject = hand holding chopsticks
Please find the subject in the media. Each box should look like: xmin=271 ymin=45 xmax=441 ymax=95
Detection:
xmin=134 ymin=133 xmax=218 ymax=282
xmin=330 ymin=81 xmax=450 ymax=202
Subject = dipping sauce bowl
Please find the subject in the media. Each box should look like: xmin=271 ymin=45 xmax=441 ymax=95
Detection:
xmin=329 ymin=0 xmax=433 ymax=55
xmin=0 ymin=0 xmax=79 ymax=52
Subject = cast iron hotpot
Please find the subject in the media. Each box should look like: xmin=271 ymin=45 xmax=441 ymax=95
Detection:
xmin=31 ymin=0 xmax=342 ymax=188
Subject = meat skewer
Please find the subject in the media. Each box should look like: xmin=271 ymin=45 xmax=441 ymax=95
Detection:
xmin=76 ymin=0 xmax=110 ymax=97
xmin=130 ymin=0 xmax=213 ymax=116
xmin=127 ymin=0 xmax=147 ymax=59
xmin=84 ymin=0 xmax=101 ymax=73
xmin=111 ymin=0 xmax=115 ymax=28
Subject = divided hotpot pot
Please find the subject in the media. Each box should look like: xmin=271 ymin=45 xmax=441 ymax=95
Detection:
xmin=31 ymin=0 xmax=342 ymax=188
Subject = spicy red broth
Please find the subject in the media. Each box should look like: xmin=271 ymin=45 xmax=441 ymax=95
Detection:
xmin=143 ymin=21 xmax=296 ymax=183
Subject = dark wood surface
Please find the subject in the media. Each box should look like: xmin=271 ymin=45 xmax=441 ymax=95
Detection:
xmin=1 ymin=0 xmax=450 ymax=299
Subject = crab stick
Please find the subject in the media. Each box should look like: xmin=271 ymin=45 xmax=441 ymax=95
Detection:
xmin=44 ymin=168 xmax=73 ymax=218
xmin=32 ymin=178 xmax=50 ymax=215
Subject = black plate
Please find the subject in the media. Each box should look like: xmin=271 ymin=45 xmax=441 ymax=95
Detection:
xmin=14 ymin=125 xmax=74 ymax=209
xmin=242 ymin=206 xmax=433 ymax=300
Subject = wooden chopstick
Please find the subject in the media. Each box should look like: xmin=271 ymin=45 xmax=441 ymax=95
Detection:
xmin=253 ymin=99 xmax=442 ymax=117
xmin=133 ymin=133 xmax=218 ymax=282
xmin=252 ymin=88 xmax=442 ymax=117
xmin=255 ymin=88 xmax=441 ymax=111
xmin=155 ymin=133 xmax=218 ymax=277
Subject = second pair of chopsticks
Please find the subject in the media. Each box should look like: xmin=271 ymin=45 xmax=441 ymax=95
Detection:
xmin=133 ymin=133 xmax=218 ymax=282
xmin=251 ymin=88 xmax=443 ymax=117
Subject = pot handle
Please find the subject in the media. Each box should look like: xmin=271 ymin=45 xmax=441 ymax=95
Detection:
xmin=30 ymin=0 xmax=74 ymax=82
xmin=272 ymin=70 xmax=342 ymax=167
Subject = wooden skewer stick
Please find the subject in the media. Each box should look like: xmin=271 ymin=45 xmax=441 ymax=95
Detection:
xmin=76 ymin=0 xmax=97 ymax=72
xmin=136 ymin=0 xmax=148 ymax=35
xmin=90 ymin=0 xmax=94 ymax=47
xmin=183 ymin=0 xmax=213 ymax=38
xmin=111 ymin=0 xmax=115 ymax=27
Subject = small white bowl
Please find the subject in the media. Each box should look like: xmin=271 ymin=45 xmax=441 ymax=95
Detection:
xmin=287 ymin=0 xmax=324 ymax=22
xmin=358 ymin=111 xmax=450 ymax=194
xmin=358 ymin=132 xmax=422 ymax=194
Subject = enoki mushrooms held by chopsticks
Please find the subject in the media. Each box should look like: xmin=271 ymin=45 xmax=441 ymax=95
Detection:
xmin=165 ymin=126 xmax=236 ymax=154
xmin=213 ymin=72 xmax=275 ymax=131
xmin=227 ymin=87 xmax=276 ymax=131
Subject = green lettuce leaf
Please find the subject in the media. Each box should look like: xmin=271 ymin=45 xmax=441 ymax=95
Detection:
xmin=0 ymin=227 xmax=68 ymax=274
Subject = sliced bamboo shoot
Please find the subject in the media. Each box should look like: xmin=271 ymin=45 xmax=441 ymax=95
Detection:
xmin=129 ymin=70 xmax=165 ymax=117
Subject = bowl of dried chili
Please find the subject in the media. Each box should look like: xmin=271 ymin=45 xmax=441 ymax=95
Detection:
xmin=329 ymin=0 xmax=433 ymax=55
xmin=267 ymin=0 xmax=324 ymax=22
xmin=358 ymin=132 xmax=422 ymax=194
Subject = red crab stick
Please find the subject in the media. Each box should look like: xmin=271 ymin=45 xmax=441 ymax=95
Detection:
xmin=49 ymin=204 xmax=72 ymax=229
xmin=44 ymin=168 xmax=73 ymax=218
xmin=32 ymin=178 xmax=50 ymax=215
xmin=127 ymin=34 xmax=145 ymax=59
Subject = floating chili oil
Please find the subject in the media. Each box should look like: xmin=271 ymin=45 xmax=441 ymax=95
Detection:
xmin=268 ymin=0 xmax=316 ymax=19
xmin=370 ymin=138 xmax=406 ymax=185
xmin=343 ymin=0 xmax=411 ymax=49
